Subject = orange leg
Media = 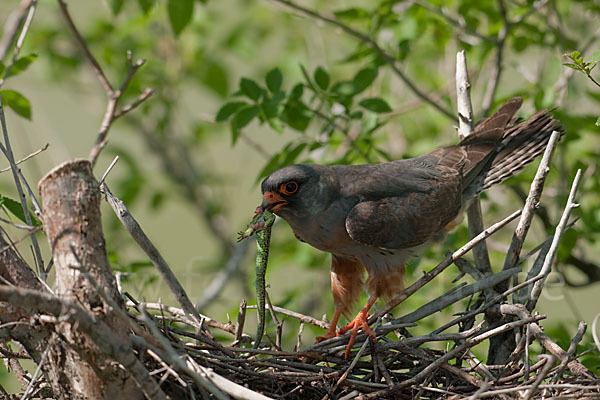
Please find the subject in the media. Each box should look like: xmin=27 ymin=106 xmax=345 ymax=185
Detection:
xmin=315 ymin=309 xmax=342 ymax=343
xmin=339 ymin=296 xmax=377 ymax=358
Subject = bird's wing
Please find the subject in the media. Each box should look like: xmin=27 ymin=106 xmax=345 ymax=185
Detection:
xmin=344 ymin=162 xmax=464 ymax=250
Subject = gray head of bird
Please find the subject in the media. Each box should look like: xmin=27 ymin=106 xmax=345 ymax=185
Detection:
xmin=260 ymin=164 xmax=338 ymax=221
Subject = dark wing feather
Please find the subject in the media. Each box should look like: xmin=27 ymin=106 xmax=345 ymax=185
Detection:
xmin=345 ymin=165 xmax=463 ymax=249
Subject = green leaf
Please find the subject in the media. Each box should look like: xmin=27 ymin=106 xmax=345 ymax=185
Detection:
xmin=290 ymin=83 xmax=304 ymax=99
xmin=4 ymin=54 xmax=37 ymax=78
xmin=0 ymin=195 xmax=40 ymax=226
xmin=167 ymin=0 xmax=194 ymax=36
xmin=0 ymin=61 xmax=4 ymax=77
xmin=0 ymin=90 xmax=31 ymax=120
xmin=110 ymin=0 xmax=124 ymax=15
xmin=596 ymin=117 xmax=600 ymax=127
xmin=314 ymin=66 xmax=330 ymax=90
xmin=231 ymin=105 xmax=259 ymax=144
xmin=240 ymin=78 xmax=263 ymax=101
xmin=138 ymin=0 xmax=155 ymax=13
xmin=265 ymin=68 xmax=282 ymax=93
xmin=215 ymin=101 xmax=248 ymax=122
xmin=353 ymin=67 xmax=378 ymax=93
xmin=284 ymin=101 xmax=311 ymax=132
xmin=562 ymin=63 xmax=582 ymax=72
xmin=333 ymin=7 xmax=369 ymax=20
xmin=359 ymin=97 xmax=392 ymax=113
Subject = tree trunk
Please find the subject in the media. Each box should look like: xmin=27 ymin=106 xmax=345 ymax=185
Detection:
xmin=38 ymin=159 xmax=142 ymax=400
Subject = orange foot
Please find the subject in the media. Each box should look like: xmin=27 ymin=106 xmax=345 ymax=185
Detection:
xmin=315 ymin=310 xmax=341 ymax=343
xmin=338 ymin=309 xmax=376 ymax=359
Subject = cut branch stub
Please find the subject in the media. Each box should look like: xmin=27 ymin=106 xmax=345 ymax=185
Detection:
xmin=38 ymin=159 xmax=143 ymax=400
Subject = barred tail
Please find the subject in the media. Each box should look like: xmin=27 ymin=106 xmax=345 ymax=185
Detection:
xmin=480 ymin=109 xmax=564 ymax=192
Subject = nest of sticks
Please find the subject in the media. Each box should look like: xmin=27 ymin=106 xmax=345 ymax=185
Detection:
xmin=124 ymin=273 xmax=599 ymax=400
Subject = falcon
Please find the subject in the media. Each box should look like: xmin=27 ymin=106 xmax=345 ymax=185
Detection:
xmin=259 ymin=98 xmax=563 ymax=357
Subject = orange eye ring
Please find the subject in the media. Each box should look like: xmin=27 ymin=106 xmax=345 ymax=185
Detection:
xmin=280 ymin=181 xmax=298 ymax=196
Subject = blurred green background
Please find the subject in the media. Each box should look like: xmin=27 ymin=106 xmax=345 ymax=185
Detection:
xmin=1 ymin=0 xmax=600 ymax=392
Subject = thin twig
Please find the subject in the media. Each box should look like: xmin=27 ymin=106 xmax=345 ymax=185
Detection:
xmin=456 ymin=50 xmax=492 ymax=277
xmin=528 ymin=169 xmax=582 ymax=309
xmin=502 ymin=130 xmax=562 ymax=275
xmin=102 ymin=183 xmax=206 ymax=331
xmin=0 ymin=143 xmax=48 ymax=173
xmin=0 ymin=97 xmax=45 ymax=279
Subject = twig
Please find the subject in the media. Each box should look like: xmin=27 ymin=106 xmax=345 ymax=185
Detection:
xmin=528 ymin=169 xmax=582 ymax=310
xmin=20 ymin=335 xmax=52 ymax=400
xmin=502 ymin=130 xmax=562 ymax=276
xmin=234 ymin=299 xmax=247 ymax=346
xmin=553 ymin=321 xmax=586 ymax=383
xmin=137 ymin=308 xmax=230 ymax=400
xmin=500 ymin=303 xmax=594 ymax=378
xmin=56 ymin=0 xmax=151 ymax=168
xmin=327 ymin=339 xmax=370 ymax=399
xmin=102 ymin=183 xmax=206 ymax=331
xmin=246 ymin=304 xmax=329 ymax=329
xmin=0 ymin=143 xmax=48 ymax=173
xmin=0 ymin=0 xmax=31 ymax=60
xmin=125 ymin=301 xmax=235 ymax=335
xmin=0 ymin=97 xmax=45 ymax=279
xmin=456 ymin=50 xmax=492 ymax=276
xmin=270 ymin=0 xmax=456 ymax=121
xmin=98 ymin=155 xmax=119 ymax=187
xmin=0 ymin=0 xmax=37 ymax=89
xmin=392 ymin=267 xmax=520 ymax=325
xmin=522 ymin=354 xmax=556 ymax=400
xmin=592 ymin=312 xmax=600 ymax=354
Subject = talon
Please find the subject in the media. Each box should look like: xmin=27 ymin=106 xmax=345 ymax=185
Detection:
xmin=315 ymin=325 xmax=338 ymax=343
xmin=339 ymin=309 xmax=376 ymax=358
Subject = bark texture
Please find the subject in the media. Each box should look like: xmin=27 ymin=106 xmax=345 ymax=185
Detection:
xmin=38 ymin=159 xmax=142 ymax=400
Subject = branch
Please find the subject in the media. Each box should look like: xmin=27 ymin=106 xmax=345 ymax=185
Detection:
xmin=101 ymin=183 xmax=206 ymax=331
xmin=527 ymin=169 xmax=582 ymax=310
xmin=502 ymin=130 xmax=561 ymax=277
xmin=456 ymin=50 xmax=492 ymax=276
xmin=56 ymin=0 xmax=152 ymax=168
xmin=270 ymin=0 xmax=456 ymax=121
xmin=0 ymin=97 xmax=45 ymax=279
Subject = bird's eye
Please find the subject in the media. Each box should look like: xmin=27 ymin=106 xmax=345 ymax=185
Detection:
xmin=280 ymin=181 xmax=298 ymax=195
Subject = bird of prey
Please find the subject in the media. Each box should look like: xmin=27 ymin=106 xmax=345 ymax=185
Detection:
xmin=259 ymin=98 xmax=563 ymax=357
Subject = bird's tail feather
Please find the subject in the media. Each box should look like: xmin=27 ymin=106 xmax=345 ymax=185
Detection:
xmin=480 ymin=110 xmax=564 ymax=192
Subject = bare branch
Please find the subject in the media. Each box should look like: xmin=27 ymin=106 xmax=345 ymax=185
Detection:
xmin=502 ymin=130 xmax=562 ymax=277
xmin=101 ymin=183 xmax=206 ymax=331
xmin=527 ymin=169 xmax=582 ymax=309
xmin=0 ymin=98 xmax=45 ymax=279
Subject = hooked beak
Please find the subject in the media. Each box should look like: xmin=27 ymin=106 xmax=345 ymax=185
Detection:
xmin=261 ymin=191 xmax=288 ymax=213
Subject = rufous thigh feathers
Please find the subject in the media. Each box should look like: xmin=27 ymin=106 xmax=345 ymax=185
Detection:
xmin=366 ymin=265 xmax=405 ymax=301
xmin=330 ymin=255 xmax=364 ymax=318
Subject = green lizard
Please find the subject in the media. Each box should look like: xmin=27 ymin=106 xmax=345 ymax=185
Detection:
xmin=237 ymin=207 xmax=276 ymax=348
